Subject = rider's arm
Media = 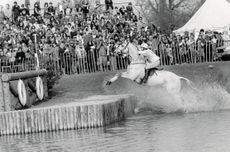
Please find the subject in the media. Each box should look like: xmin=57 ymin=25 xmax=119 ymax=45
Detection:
xmin=138 ymin=50 xmax=148 ymax=56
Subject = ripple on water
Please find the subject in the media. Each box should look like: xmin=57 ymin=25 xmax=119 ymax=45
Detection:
xmin=1 ymin=111 xmax=230 ymax=152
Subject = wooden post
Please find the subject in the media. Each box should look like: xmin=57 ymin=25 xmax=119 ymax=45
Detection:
xmin=0 ymin=76 xmax=5 ymax=112
xmin=2 ymin=82 xmax=11 ymax=111
xmin=42 ymin=77 xmax=48 ymax=99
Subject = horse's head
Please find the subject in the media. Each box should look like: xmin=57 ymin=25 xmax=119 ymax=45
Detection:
xmin=126 ymin=42 xmax=141 ymax=61
xmin=114 ymin=40 xmax=129 ymax=54
xmin=115 ymin=41 xmax=144 ymax=63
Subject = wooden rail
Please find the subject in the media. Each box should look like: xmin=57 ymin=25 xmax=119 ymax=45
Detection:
xmin=0 ymin=69 xmax=48 ymax=112
xmin=1 ymin=69 xmax=47 ymax=82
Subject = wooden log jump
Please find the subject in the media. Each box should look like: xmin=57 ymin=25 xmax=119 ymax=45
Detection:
xmin=0 ymin=70 xmax=48 ymax=112
xmin=1 ymin=69 xmax=47 ymax=82
xmin=0 ymin=95 xmax=137 ymax=136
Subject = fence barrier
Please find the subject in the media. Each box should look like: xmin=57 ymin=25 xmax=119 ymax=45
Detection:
xmin=0 ymin=41 xmax=227 ymax=75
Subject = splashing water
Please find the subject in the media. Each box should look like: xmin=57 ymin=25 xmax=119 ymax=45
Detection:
xmin=181 ymin=82 xmax=230 ymax=113
xmin=138 ymin=82 xmax=230 ymax=113
xmin=104 ymin=77 xmax=230 ymax=114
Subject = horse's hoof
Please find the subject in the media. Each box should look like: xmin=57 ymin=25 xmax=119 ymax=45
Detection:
xmin=106 ymin=81 xmax=112 ymax=85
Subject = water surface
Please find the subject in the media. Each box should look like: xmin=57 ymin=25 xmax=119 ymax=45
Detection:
xmin=1 ymin=111 xmax=230 ymax=152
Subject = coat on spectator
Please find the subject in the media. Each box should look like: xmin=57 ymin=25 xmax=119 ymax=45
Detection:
xmin=12 ymin=2 xmax=20 ymax=22
xmin=105 ymin=0 xmax=113 ymax=10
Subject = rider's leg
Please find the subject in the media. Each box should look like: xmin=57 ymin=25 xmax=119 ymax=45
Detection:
xmin=142 ymin=60 xmax=160 ymax=84
xmin=142 ymin=68 xmax=150 ymax=84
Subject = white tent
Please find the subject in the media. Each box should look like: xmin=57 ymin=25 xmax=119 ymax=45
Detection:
xmin=174 ymin=0 xmax=230 ymax=34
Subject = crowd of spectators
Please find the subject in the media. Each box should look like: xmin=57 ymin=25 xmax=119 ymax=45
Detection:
xmin=0 ymin=0 xmax=143 ymax=73
xmin=0 ymin=0 xmax=225 ymax=74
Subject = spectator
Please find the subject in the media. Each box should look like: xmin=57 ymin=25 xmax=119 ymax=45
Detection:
xmin=98 ymin=37 xmax=108 ymax=71
xmin=48 ymin=2 xmax=55 ymax=16
xmin=0 ymin=0 xmax=225 ymax=75
xmin=12 ymin=1 xmax=20 ymax=22
xmin=20 ymin=4 xmax=28 ymax=17
xmin=105 ymin=0 xmax=113 ymax=11
xmin=126 ymin=2 xmax=133 ymax=19
xmin=197 ymin=34 xmax=205 ymax=62
xmin=74 ymin=0 xmax=82 ymax=12
xmin=15 ymin=47 xmax=26 ymax=63
xmin=81 ymin=0 xmax=89 ymax=20
xmin=34 ymin=2 xmax=41 ymax=18
xmin=4 ymin=4 xmax=12 ymax=20
xmin=25 ymin=4 xmax=30 ymax=16
xmin=0 ymin=6 xmax=5 ymax=23
xmin=44 ymin=2 xmax=49 ymax=17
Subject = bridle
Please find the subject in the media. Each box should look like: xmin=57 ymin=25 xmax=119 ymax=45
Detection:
xmin=122 ymin=41 xmax=145 ymax=65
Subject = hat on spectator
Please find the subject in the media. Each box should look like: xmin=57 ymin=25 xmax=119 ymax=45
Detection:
xmin=141 ymin=43 xmax=148 ymax=49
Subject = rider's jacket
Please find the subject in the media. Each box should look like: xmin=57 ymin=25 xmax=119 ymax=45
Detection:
xmin=138 ymin=49 xmax=160 ymax=63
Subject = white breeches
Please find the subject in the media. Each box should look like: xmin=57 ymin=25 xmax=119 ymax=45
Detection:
xmin=146 ymin=59 xmax=160 ymax=69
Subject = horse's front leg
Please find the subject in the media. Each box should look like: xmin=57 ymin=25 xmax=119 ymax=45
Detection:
xmin=106 ymin=73 xmax=122 ymax=85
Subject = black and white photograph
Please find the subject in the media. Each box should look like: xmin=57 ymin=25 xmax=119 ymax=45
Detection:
xmin=0 ymin=0 xmax=230 ymax=151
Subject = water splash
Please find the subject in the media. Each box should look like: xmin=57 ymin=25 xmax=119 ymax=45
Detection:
xmin=181 ymin=82 xmax=230 ymax=113
xmin=104 ymin=77 xmax=230 ymax=114
xmin=140 ymin=82 xmax=230 ymax=113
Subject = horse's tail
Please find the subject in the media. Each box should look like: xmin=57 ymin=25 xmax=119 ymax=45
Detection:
xmin=180 ymin=77 xmax=198 ymax=92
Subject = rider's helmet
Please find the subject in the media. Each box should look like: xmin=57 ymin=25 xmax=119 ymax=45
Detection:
xmin=141 ymin=43 xmax=148 ymax=50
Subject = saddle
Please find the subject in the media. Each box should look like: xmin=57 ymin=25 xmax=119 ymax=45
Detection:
xmin=141 ymin=67 xmax=164 ymax=84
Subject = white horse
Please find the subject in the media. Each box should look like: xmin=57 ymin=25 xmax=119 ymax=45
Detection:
xmin=106 ymin=41 xmax=196 ymax=105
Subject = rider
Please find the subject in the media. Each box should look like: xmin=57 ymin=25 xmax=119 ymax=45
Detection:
xmin=139 ymin=43 xmax=160 ymax=83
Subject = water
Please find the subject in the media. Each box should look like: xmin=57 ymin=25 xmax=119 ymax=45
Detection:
xmin=138 ymin=82 xmax=230 ymax=113
xmin=2 ymin=72 xmax=230 ymax=152
xmin=1 ymin=111 xmax=230 ymax=152
xmin=104 ymin=77 xmax=230 ymax=113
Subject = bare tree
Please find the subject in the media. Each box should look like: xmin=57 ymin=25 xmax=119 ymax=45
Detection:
xmin=136 ymin=0 xmax=206 ymax=32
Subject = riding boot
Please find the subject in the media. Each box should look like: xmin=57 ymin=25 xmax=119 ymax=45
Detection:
xmin=142 ymin=69 xmax=149 ymax=84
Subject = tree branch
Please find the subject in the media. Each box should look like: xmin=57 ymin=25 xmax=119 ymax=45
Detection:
xmin=139 ymin=4 xmax=151 ymax=24
xmin=171 ymin=0 xmax=186 ymax=10
xmin=168 ymin=0 xmax=173 ymax=10
xmin=148 ymin=0 xmax=159 ymax=13
xmin=154 ymin=0 xmax=159 ymax=10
